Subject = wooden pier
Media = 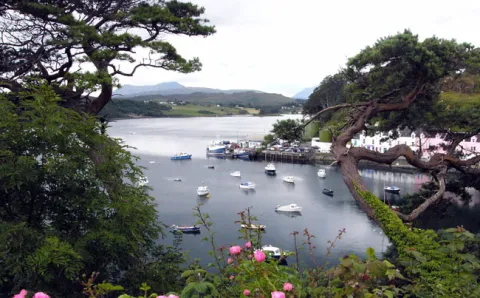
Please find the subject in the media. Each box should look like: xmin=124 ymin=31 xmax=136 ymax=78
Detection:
xmin=247 ymin=150 xmax=315 ymax=164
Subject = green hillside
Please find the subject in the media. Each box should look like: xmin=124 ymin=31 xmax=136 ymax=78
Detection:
xmin=121 ymin=91 xmax=293 ymax=107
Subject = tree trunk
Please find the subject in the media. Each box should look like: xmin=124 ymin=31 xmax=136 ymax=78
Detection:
xmin=395 ymin=167 xmax=447 ymax=222
xmin=332 ymin=143 xmax=380 ymax=225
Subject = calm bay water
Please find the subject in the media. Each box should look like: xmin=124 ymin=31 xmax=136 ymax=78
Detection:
xmin=107 ymin=116 xmax=478 ymax=267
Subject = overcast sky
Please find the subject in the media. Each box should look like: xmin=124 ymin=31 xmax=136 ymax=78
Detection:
xmin=118 ymin=0 xmax=480 ymax=97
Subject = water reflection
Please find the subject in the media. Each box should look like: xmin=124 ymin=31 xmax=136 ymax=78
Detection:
xmin=275 ymin=211 xmax=302 ymax=218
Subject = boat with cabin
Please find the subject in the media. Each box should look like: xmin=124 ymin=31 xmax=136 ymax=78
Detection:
xmin=171 ymin=152 xmax=192 ymax=160
xmin=265 ymin=163 xmax=276 ymax=175
xmin=206 ymin=140 xmax=228 ymax=154
xmin=275 ymin=204 xmax=302 ymax=212
xmin=197 ymin=184 xmax=209 ymax=196
xmin=317 ymin=169 xmax=326 ymax=178
xmin=259 ymin=245 xmax=287 ymax=260
xmin=239 ymin=182 xmax=256 ymax=189
xmin=170 ymin=225 xmax=200 ymax=233
xmin=283 ymin=176 xmax=295 ymax=183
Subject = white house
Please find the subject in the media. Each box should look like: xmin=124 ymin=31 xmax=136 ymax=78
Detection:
xmin=351 ymin=129 xmax=479 ymax=159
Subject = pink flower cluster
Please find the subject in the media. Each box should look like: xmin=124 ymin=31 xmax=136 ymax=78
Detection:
xmin=158 ymin=295 xmax=179 ymax=298
xmin=13 ymin=290 xmax=49 ymax=298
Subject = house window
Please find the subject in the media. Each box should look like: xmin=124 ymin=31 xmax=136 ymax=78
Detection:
xmin=383 ymin=148 xmax=387 ymax=153
xmin=362 ymin=139 xmax=365 ymax=144
xmin=388 ymin=140 xmax=392 ymax=146
xmin=411 ymin=142 xmax=415 ymax=146
xmin=471 ymin=137 xmax=475 ymax=142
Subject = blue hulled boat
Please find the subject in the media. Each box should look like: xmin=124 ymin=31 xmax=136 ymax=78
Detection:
xmin=206 ymin=140 xmax=228 ymax=154
xmin=171 ymin=152 xmax=192 ymax=160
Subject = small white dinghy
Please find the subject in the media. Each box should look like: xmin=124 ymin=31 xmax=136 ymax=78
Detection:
xmin=239 ymin=182 xmax=256 ymax=189
xmin=136 ymin=176 xmax=149 ymax=187
xmin=241 ymin=224 xmax=266 ymax=230
xmin=283 ymin=176 xmax=295 ymax=183
xmin=230 ymin=171 xmax=241 ymax=177
xmin=197 ymin=184 xmax=209 ymax=196
xmin=275 ymin=203 xmax=302 ymax=212
xmin=317 ymin=169 xmax=326 ymax=178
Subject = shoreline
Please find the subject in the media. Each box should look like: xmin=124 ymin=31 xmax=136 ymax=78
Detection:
xmin=104 ymin=113 xmax=286 ymax=121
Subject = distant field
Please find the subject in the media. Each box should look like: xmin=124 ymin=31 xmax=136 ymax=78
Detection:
xmin=239 ymin=107 xmax=260 ymax=115
xmin=162 ymin=104 xmax=258 ymax=117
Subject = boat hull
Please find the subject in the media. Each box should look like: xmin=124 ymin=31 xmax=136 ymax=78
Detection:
xmin=265 ymin=170 xmax=276 ymax=175
xmin=197 ymin=191 xmax=209 ymax=196
xmin=206 ymin=147 xmax=226 ymax=154
xmin=171 ymin=155 xmax=192 ymax=160
xmin=385 ymin=189 xmax=400 ymax=194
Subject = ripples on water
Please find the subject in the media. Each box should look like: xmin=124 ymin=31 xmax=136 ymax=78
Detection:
xmin=108 ymin=116 xmax=479 ymax=267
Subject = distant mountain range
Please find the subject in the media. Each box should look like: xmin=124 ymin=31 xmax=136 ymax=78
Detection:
xmin=292 ymin=87 xmax=316 ymax=100
xmin=113 ymin=82 xmax=262 ymax=97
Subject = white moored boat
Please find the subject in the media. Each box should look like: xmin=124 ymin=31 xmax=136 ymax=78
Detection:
xmin=384 ymin=186 xmax=401 ymax=193
xmin=197 ymin=184 xmax=209 ymax=196
xmin=275 ymin=203 xmax=302 ymax=212
xmin=239 ymin=182 xmax=256 ymax=189
xmin=241 ymin=224 xmax=266 ymax=230
xmin=283 ymin=176 xmax=295 ymax=183
xmin=136 ymin=176 xmax=149 ymax=187
xmin=265 ymin=163 xmax=276 ymax=175
xmin=230 ymin=171 xmax=241 ymax=177
xmin=258 ymin=245 xmax=286 ymax=259
xmin=317 ymin=169 xmax=326 ymax=178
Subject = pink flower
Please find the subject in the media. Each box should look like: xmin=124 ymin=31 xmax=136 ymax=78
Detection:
xmin=254 ymin=250 xmax=266 ymax=262
xmin=271 ymin=291 xmax=286 ymax=298
xmin=244 ymin=289 xmax=251 ymax=296
xmin=229 ymin=245 xmax=242 ymax=255
xmin=245 ymin=241 xmax=252 ymax=249
xmin=33 ymin=293 xmax=50 ymax=298
xmin=13 ymin=290 xmax=28 ymax=298
xmin=229 ymin=275 xmax=235 ymax=280
xmin=283 ymin=282 xmax=293 ymax=291
xmin=167 ymin=295 xmax=179 ymax=298
xmin=228 ymin=257 xmax=233 ymax=264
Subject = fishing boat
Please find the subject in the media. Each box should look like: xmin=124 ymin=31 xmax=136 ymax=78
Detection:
xmin=265 ymin=163 xmax=276 ymax=175
xmin=317 ymin=169 xmax=326 ymax=178
xmin=171 ymin=152 xmax=192 ymax=160
xmin=197 ymin=184 xmax=209 ymax=196
xmin=230 ymin=171 xmax=241 ymax=177
xmin=170 ymin=225 xmax=200 ymax=233
xmin=322 ymin=188 xmax=334 ymax=196
xmin=240 ymin=224 xmax=266 ymax=230
xmin=174 ymin=178 xmax=182 ymax=182
xmin=275 ymin=204 xmax=302 ymax=212
xmin=283 ymin=176 xmax=295 ymax=183
xmin=206 ymin=140 xmax=227 ymax=154
xmin=239 ymin=182 xmax=256 ymax=189
xmin=233 ymin=149 xmax=249 ymax=159
xmin=136 ymin=176 xmax=149 ymax=187
xmin=207 ymin=165 xmax=215 ymax=169
xmin=384 ymin=186 xmax=401 ymax=193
